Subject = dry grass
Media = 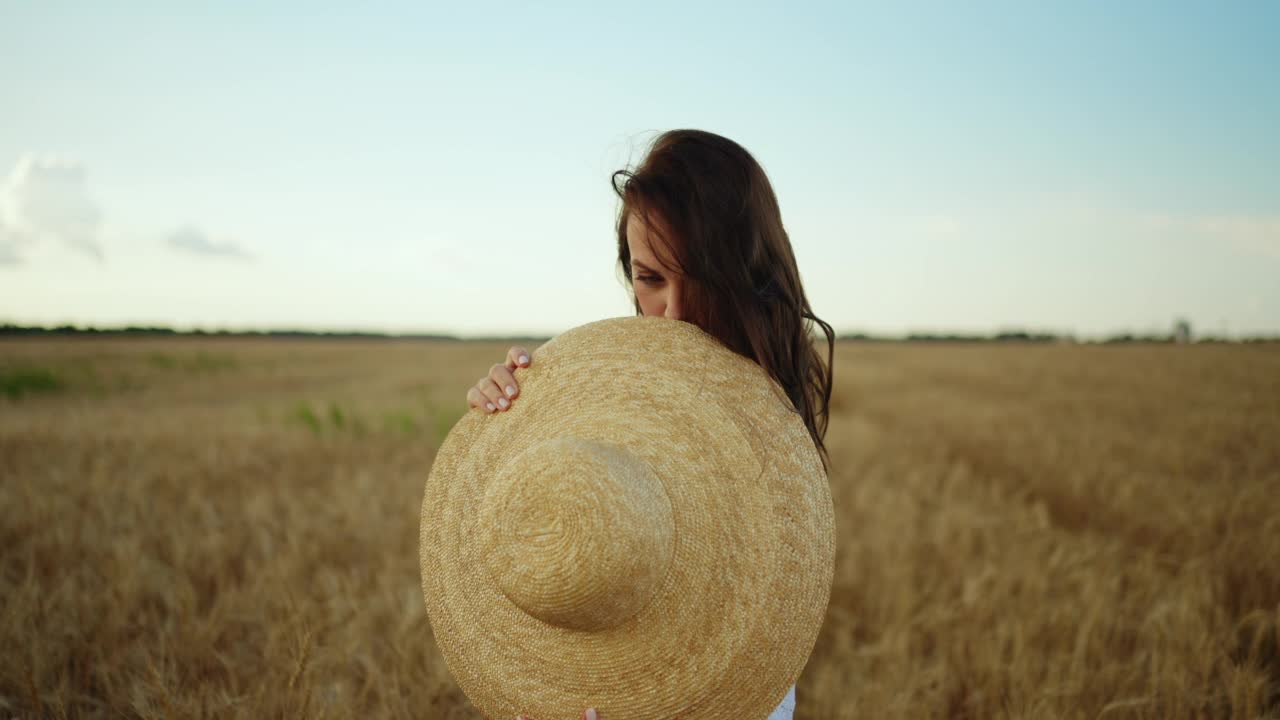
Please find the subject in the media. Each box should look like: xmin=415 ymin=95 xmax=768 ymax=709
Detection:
xmin=1 ymin=337 xmax=1278 ymax=719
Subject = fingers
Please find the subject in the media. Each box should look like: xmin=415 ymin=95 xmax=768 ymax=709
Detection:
xmin=466 ymin=386 xmax=497 ymax=414
xmin=489 ymin=362 xmax=520 ymax=405
xmin=467 ymin=377 xmax=507 ymax=414
xmin=475 ymin=377 xmax=509 ymax=412
xmin=466 ymin=348 xmax=531 ymax=416
xmin=506 ymin=345 xmax=531 ymax=371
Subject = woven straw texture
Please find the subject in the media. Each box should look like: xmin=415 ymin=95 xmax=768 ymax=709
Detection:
xmin=419 ymin=315 xmax=836 ymax=720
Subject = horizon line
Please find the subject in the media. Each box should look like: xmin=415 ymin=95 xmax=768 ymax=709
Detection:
xmin=2 ymin=321 xmax=1276 ymax=344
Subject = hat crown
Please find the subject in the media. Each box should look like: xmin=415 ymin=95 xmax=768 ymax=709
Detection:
xmin=478 ymin=437 xmax=675 ymax=632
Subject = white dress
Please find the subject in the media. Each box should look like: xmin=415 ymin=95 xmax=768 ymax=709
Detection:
xmin=765 ymin=683 xmax=796 ymax=719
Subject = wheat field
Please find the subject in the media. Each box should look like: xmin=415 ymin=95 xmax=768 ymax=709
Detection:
xmin=1 ymin=336 xmax=1278 ymax=719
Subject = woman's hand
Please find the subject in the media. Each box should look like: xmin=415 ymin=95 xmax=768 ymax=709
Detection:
xmin=467 ymin=345 xmax=531 ymax=414
xmin=516 ymin=709 xmax=598 ymax=720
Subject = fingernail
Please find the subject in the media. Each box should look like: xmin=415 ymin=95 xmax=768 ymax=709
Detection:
xmin=519 ymin=354 xmax=529 ymax=365
xmin=506 ymin=385 xmax=516 ymax=397
xmin=586 ymin=709 xmax=599 ymax=720
xmin=498 ymin=398 xmax=509 ymax=409
xmin=486 ymin=403 xmax=495 ymax=412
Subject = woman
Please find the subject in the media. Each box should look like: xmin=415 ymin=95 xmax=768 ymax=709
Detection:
xmin=465 ymin=129 xmax=834 ymax=720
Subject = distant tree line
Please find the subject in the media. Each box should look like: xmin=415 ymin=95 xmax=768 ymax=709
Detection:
xmin=2 ymin=323 xmax=1275 ymax=344
xmin=834 ymin=330 xmax=1274 ymax=343
xmin=0 ymin=323 xmax=549 ymax=343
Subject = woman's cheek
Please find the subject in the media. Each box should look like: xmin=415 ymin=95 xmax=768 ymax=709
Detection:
xmin=635 ymin=290 xmax=655 ymax=317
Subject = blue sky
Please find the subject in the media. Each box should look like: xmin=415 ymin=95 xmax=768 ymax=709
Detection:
xmin=2 ymin=1 xmax=1277 ymax=337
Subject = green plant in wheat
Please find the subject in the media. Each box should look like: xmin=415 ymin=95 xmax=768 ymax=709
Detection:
xmin=289 ymin=401 xmax=368 ymax=437
xmin=0 ymin=367 xmax=64 ymax=400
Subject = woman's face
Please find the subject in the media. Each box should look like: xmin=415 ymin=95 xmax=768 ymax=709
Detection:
xmin=626 ymin=211 xmax=684 ymax=321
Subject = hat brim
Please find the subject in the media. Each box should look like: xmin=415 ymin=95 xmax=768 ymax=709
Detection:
xmin=420 ymin=316 xmax=835 ymax=720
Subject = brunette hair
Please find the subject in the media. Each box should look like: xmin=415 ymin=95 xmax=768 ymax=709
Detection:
xmin=611 ymin=129 xmax=835 ymax=473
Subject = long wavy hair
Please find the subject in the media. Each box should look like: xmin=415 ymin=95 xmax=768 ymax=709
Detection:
xmin=611 ymin=129 xmax=835 ymax=473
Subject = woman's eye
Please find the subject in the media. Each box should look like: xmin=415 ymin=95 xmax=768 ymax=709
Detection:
xmin=637 ymin=275 xmax=663 ymax=285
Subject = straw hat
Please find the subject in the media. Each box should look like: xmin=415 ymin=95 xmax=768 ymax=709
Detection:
xmin=419 ymin=315 xmax=836 ymax=720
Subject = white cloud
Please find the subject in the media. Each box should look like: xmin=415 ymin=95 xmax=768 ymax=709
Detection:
xmin=165 ymin=226 xmax=252 ymax=259
xmin=0 ymin=154 xmax=104 ymax=265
